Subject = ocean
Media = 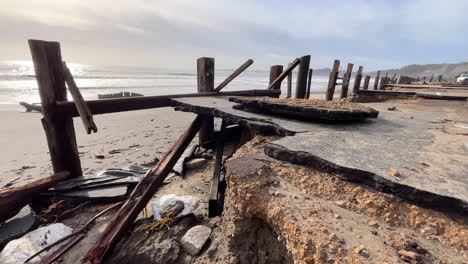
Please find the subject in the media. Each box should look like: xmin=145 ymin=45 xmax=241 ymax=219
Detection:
xmin=0 ymin=60 xmax=332 ymax=104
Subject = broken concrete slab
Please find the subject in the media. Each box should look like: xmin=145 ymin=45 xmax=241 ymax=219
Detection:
xmin=181 ymin=225 xmax=212 ymax=256
xmin=229 ymin=97 xmax=379 ymax=121
xmin=171 ymin=97 xmax=327 ymax=136
xmin=265 ymin=100 xmax=468 ymax=213
xmin=0 ymin=205 xmax=38 ymax=251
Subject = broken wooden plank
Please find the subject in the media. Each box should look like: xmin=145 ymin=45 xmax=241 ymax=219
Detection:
xmin=269 ymin=65 xmax=284 ymax=91
xmin=19 ymin=102 xmax=42 ymax=112
xmin=326 ymin=60 xmax=340 ymax=100
xmin=214 ymin=59 xmax=253 ymax=92
xmin=84 ymin=116 xmax=203 ymax=264
xmin=306 ymin=69 xmax=313 ymax=99
xmin=267 ymin=58 xmax=301 ymax=90
xmin=197 ymin=57 xmax=215 ymax=146
xmin=209 ymin=120 xmax=227 ymax=217
xmin=352 ymin=66 xmax=363 ymax=93
xmin=0 ymin=171 xmax=70 ymax=223
xmin=29 ymin=39 xmax=82 ymax=177
xmin=295 ymin=55 xmax=311 ymax=99
xmin=340 ymin=63 xmax=354 ymax=99
xmin=63 ymin=62 xmax=98 ymax=134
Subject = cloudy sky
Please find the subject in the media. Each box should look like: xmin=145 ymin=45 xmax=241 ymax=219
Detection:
xmin=1 ymin=0 xmax=467 ymax=70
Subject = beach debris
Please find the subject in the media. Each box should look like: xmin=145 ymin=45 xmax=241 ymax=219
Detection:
xmin=139 ymin=218 xmax=175 ymax=239
xmin=186 ymin=158 xmax=207 ymax=170
xmin=389 ymin=168 xmax=402 ymax=181
xmin=160 ymin=201 xmax=184 ymax=219
xmin=0 ymin=171 xmax=70 ymax=223
xmin=367 ymin=220 xmax=379 ymax=227
xmin=152 ymin=194 xmax=200 ymax=220
xmin=85 ymin=116 xmax=203 ymax=263
xmin=0 ymin=223 xmax=73 ymax=264
xmin=181 ymin=225 xmax=212 ymax=256
xmin=0 ymin=205 xmax=39 ymax=251
xmin=388 ymin=106 xmax=397 ymax=111
xmin=95 ymin=153 xmax=105 ymax=159
xmin=19 ymin=102 xmax=42 ymax=112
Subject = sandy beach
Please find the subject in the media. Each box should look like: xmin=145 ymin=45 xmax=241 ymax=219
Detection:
xmin=0 ymin=104 xmax=196 ymax=189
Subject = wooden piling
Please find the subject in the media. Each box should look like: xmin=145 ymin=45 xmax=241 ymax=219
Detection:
xmin=363 ymin=75 xmax=371 ymax=90
xmin=197 ymin=57 xmax=215 ymax=146
xmin=209 ymin=120 xmax=227 ymax=217
xmin=352 ymin=66 xmax=363 ymax=93
xmin=378 ymin=76 xmax=385 ymax=90
xmin=28 ymin=39 xmax=82 ymax=177
xmin=269 ymin=65 xmax=284 ymax=91
xmin=325 ymin=59 xmax=340 ymax=101
xmin=295 ymin=55 xmax=311 ymax=99
xmin=267 ymin=58 xmax=300 ymax=90
xmin=306 ymin=69 xmax=313 ymax=99
xmin=340 ymin=63 xmax=354 ymax=99
xmin=373 ymin=71 xmax=381 ymax=90
xmin=287 ymin=63 xmax=292 ymax=98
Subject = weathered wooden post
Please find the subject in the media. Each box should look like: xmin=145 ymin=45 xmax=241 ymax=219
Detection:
xmin=287 ymin=63 xmax=292 ymax=98
xmin=306 ymin=69 xmax=313 ymax=99
xmin=373 ymin=70 xmax=381 ymax=90
xmin=295 ymin=55 xmax=311 ymax=98
xmin=339 ymin=63 xmax=354 ymax=99
xmin=325 ymin=59 xmax=340 ymax=101
xmin=437 ymin=74 xmax=443 ymax=82
xmin=429 ymin=74 xmax=434 ymax=83
xmin=378 ymin=76 xmax=385 ymax=90
xmin=352 ymin=66 xmax=363 ymax=93
xmin=197 ymin=57 xmax=215 ymax=146
xmin=269 ymin=65 xmax=283 ymax=97
xmin=363 ymin=75 xmax=371 ymax=90
xmin=29 ymin=40 xmax=82 ymax=177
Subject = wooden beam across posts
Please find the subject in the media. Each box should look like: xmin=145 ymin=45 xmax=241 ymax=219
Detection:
xmin=339 ymin=63 xmax=354 ymax=99
xmin=287 ymin=63 xmax=293 ymax=98
xmin=85 ymin=116 xmax=203 ymax=264
xmin=214 ymin=59 xmax=253 ymax=92
xmin=295 ymin=55 xmax=311 ymax=99
xmin=373 ymin=70 xmax=381 ymax=90
xmin=363 ymin=75 xmax=371 ymax=90
xmin=267 ymin=58 xmax=301 ymax=90
xmin=269 ymin=65 xmax=284 ymax=91
xmin=29 ymin=39 xmax=82 ymax=177
xmin=209 ymin=120 xmax=227 ymax=218
xmin=325 ymin=59 xmax=340 ymax=101
xmin=0 ymin=171 xmax=71 ymax=223
xmin=63 ymin=62 xmax=97 ymax=134
xmin=197 ymin=57 xmax=215 ymax=147
xmin=306 ymin=69 xmax=313 ymax=99
xmin=352 ymin=66 xmax=364 ymax=93
xmin=56 ymin=89 xmax=280 ymax=117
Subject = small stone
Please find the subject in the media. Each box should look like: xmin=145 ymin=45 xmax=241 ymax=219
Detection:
xmin=368 ymin=220 xmax=379 ymax=227
xmin=334 ymin=214 xmax=341 ymax=219
xmin=186 ymin=158 xmax=207 ymax=169
xmin=181 ymin=225 xmax=212 ymax=256
xmin=160 ymin=200 xmax=184 ymax=219
xmin=389 ymin=168 xmax=401 ymax=181
xmin=95 ymin=153 xmax=105 ymax=159
xmin=354 ymin=245 xmax=369 ymax=258
xmin=387 ymin=106 xmax=397 ymax=111
xmin=398 ymin=249 xmax=420 ymax=261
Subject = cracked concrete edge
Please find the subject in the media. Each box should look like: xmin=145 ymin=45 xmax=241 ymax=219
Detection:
xmin=170 ymin=99 xmax=296 ymax=136
xmin=264 ymin=142 xmax=468 ymax=214
xmin=228 ymin=97 xmax=379 ymax=121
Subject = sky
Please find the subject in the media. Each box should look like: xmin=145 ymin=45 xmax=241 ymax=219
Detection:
xmin=1 ymin=0 xmax=468 ymax=70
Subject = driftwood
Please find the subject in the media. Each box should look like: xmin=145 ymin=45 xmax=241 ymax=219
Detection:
xmin=19 ymin=102 xmax=42 ymax=112
xmin=0 ymin=171 xmax=70 ymax=223
xmin=63 ymin=62 xmax=98 ymax=134
xmin=85 ymin=116 xmax=203 ymax=263
xmin=214 ymin=59 xmax=254 ymax=92
xmin=267 ymin=58 xmax=301 ymax=90
xmin=209 ymin=120 xmax=227 ymax=217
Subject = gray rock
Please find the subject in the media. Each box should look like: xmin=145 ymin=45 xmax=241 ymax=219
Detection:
xmin=0 ymin=205 xmax=38 ymax=251
xmin=181 ymin=225 xmax=212 ymax=256
xmin=185 ymin=158 xmax=207 ymax=170
xmin=160 ymin=200 xmax=185 ymax=219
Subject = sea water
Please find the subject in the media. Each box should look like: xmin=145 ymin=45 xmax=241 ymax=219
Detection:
xmin=0 ymin=60 xmax=331 ymax=104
